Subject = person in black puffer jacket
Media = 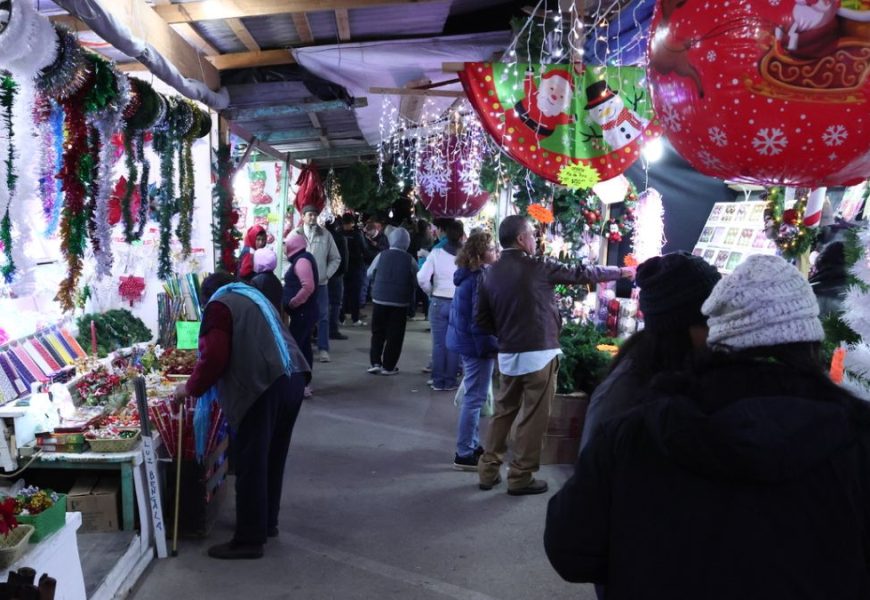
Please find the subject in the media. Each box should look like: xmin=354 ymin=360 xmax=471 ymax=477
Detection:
xmin=545 ymin=254 xmax=870 ymax=600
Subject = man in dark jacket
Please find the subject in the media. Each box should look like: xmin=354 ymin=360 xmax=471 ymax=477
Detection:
xmin=366 ymin=227 xmax=418 ymax=375
xmin=341 ymin=214 xmax=368 ymax=326
xmin=545 ymin=254 xmax=870 ymax=599
xmin=476 ymin=215 xmax=633 ymax=495
xmin=174 ymin=273 xmax=310 ymax=560
xmin=327 ymin=219 xmax=349 ymax=340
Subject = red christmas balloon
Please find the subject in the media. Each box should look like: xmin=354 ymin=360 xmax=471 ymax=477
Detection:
xmin=647 ymin=0 xmax=870 ymax=187
xmin=418 ymin=135 xmax=490 ymax=218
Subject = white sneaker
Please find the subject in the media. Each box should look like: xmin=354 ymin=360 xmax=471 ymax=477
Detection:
xmin=319 ymin=350 xmax=331 ymax=363
xmin=380 ymin=368 xmax=399 ymax=376
xmin=353 ymin=320 xmax=367 ymax=327
xmin=303 ymin=386 xmax=313 ymax=398
xmin=367 ymin=364 xmax=383 ymax=374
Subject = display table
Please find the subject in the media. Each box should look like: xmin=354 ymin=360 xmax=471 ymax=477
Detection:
xmin=27 ymin=444 xmax=145 ymax=531
xmin=0 ymin=512 xmax=86 ymax=600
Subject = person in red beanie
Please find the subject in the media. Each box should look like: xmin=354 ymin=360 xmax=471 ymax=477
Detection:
xmin=238 ymin=225 xmax=267 ymax=280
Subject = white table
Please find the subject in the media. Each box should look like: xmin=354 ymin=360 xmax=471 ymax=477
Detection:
xmin=0 ymin=512 xmax=86 ymax=600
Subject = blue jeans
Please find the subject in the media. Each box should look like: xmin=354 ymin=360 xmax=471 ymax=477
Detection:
xmin=456 ymin=355 xmax=495 ymax=458
xmin=316 ymin=284 xmax=330 ymax=351
xmin=429 ymin=297 xmax=459 ymax=389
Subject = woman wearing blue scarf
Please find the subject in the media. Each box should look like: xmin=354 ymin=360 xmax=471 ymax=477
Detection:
xmin=175 ymin=272 xmax=310 ymax=560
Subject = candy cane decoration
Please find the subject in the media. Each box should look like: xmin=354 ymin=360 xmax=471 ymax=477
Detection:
xmin=632 ymin=188 xmax=666 ymax=263
xmin=803 ymin=187 xmax=827 ymax=228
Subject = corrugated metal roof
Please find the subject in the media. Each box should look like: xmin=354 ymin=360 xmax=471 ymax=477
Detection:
xmin=348 ymin=2 xmax=450 ymax=38
xmin=241 ymin=14 xmax=300 ymax=48
xmin=306 ymin=11 xmax=338 ymax=42
xmin=192 ymin=20 xmax=247 ymax=54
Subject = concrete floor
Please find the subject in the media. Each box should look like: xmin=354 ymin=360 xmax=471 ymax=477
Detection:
xmin=131 ymin=319 xmax=593 ymax=600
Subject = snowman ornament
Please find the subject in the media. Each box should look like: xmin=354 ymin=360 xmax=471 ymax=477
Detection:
xmin=586 ymin=81 xmax=649 ymax=152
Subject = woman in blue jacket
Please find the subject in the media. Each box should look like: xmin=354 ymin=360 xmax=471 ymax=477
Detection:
xmin=447 ymin=231 xmax=498 ymax=471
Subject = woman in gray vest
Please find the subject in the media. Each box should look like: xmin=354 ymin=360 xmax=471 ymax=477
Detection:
xmin=175 ymin=273 xmax=310 ymax=559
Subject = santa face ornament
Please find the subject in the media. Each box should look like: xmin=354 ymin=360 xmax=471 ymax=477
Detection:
xmin=459 ymin=62 xmax=663 ymax=184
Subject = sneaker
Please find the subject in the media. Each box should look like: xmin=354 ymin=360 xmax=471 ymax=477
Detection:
xmin=380 ymin=367 xmax=399 ymax=376
xmin=431 ymin=384 xmax=459 ymax=392
xmin=303 ymin=386 xmax=313 ymax=398
xmin=329 ymin=332 xmax=349 ymax=340
xmin=453 ymin=453 xmax=479 ymax=471
xmin=353 ymin=320 xmax=367 ymax=327
xmin=426 ymin=379 xmax=434 ymax=386
xmin=319 ymin=350 xmax=331 ymax=363
xmin=474 ymin=446 xmax=484 ymax=458
xmin=507 ymin=479 xmax=549 ymax=496
xmin=367 ymin=364 xmax=383 ymax=374
xmin=422 ymin=366 xmax=432 ymax=373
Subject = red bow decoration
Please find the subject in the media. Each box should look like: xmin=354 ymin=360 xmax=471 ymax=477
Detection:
xmin=108 ymin=177 xmax=142 ymax=226
xmin=119 ymin=275 xmax=146 ymax=307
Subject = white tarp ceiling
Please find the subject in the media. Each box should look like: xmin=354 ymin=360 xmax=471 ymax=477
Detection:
xmin=293 ymin=31 xmax=512 ymax=147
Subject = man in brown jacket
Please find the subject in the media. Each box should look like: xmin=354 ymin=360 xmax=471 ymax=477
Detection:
xmin=475 ymin=215 xmax=634 ymax=495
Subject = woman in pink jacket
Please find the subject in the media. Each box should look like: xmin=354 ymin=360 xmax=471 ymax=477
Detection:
xmin=283 ymin=232 xmax=319 ymax=397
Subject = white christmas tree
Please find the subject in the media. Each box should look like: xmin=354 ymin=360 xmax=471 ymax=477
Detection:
xmin=842 ymin=224 xmax=870 ymax=400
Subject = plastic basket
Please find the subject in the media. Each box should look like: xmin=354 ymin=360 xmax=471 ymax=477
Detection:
xmin=87 ymin=430 xmax=141 ymax=453
xmin=15 ymin=495 xmax=66 ymax=543
xmin=0 ymin=525 xmax=34 ymax=569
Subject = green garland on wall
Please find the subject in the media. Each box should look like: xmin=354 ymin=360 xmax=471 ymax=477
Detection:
xmin=0 ymin=75 xmax=17 ymax=283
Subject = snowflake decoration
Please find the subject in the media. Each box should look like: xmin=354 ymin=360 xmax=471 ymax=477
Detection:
xmin=752 ymin=128 xmax=788 ymax=156
xmin=419 ymin=154 xmax=450 ymax=197
xmin=558 ymin=162 xmax=600 ymax=190
xmin=706 ymin=50 xmax=717 ymax=62
xmin=696 ymin=149 xmax=725 ymax=172
xmin=660 ymin=105 xmax=683 ymax=132
xmin=822 ymin=124 xmax=848 ymax=147
xmin=457 ymin=161 xmax=482 ymax=196
xmin=708 ymin=127 xmax=728 ymax=147
xmin=768 ymin=0 xmax=781 ymax=5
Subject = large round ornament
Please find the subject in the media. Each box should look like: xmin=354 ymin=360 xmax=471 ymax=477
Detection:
xmin=647 ymin=0 xmax=870 ymax=187
xmin=418 ymin=135 xmax=490 ymax=218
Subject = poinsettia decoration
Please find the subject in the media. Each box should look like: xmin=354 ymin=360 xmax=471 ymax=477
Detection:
xmin=0 ymin=497 xmax=18 ymax=537
xmin=108 ymin=176 xmax=141 ymax=226
xmin=118 ymin=275 xmax=146 ymax=306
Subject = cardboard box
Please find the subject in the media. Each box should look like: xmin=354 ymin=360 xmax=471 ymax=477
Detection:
xmin=548 ymin=392 xmax=589 ymax=438
xmin=67 ymin=476 xmax=119 ymax=532
xmin=540 ymin=434 xmax=581 ymax=465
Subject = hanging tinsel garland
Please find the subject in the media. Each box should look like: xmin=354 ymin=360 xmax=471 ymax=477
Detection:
xmin=122 ymin=79 xmax=164 ymax=242
xmin=212 ymin=143 xmax=241 ymax=273
xmin=36 ymin=97 xmax=65 ymax=236
xmin=152 ymin=95 xmax=181 ymax=280
xmin=0 ymin=75 xmax=17 ymax=283
xmin=174 ymin=100 xmax=196 ymax=258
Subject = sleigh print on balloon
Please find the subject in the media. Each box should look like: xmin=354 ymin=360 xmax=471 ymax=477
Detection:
xmin=754 ymin=2 xmax=870 ymax=103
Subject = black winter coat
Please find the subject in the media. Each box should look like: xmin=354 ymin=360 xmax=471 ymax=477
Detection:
xmin=545 ymin=356 xmax=870 ymax=600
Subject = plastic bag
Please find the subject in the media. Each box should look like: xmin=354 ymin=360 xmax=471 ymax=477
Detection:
xmin=453 ymin=378 xmax=495 ymax=417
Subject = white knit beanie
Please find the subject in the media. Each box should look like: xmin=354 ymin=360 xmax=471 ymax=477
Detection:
xmin=702 ymin=254 xmax=824 ymax=350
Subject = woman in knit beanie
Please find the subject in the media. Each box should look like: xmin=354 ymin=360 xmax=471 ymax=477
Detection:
xmin=546 ymin=253 xmax=870 ymax=600
xmin=581 ymin=251 xmax=721 ymax=450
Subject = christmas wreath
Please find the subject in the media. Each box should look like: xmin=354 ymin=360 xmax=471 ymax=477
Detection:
xmin=762 ymin=187 xmax=817 ymax=260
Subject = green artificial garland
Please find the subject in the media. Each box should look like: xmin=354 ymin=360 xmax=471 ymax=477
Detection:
xmin=212 ymin=143 xmax=241 ymax=272
xmin=175 ymin=101 xmax=199 ymax=257
xmin=153 ymin=96 xmax=178 ymax=280
xmin=121 ymin=133 xmax=139 ymax=241
xmin=75 ymin=309 xmax=152 ymax=358
xmin=763 ymin=187 xmax=817 ymax=260
xmin=336 ymin=162 xmax=401 ymax=214
xmin=0 ymin=75 xmax=17 ymax=283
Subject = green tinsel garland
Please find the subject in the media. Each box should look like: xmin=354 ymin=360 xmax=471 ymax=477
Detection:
xmin=153 ymin=96 xmax=177 ymax=280
xmin=84 ymin=128 xmax=100 ymax=253
xmin=176 ymin=101 xmax=198 ymax=257
xmin=121 ymin=133 xmax=138 ymax=241
xmin=0 ymin=75 xmax=16 ymax=283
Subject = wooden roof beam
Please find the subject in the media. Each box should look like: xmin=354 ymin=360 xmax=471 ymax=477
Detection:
xmin=208 ymin=49 xmax=294 ymax=70
xmin=291 ymin=13 xmax=314 ymax=44
xmin=155 ymin=0 xmax=440 ymax=23
xmin=226 ymin=18 xmax=261 ymax=52
xmin=335 ymin=9 xmax=351 ymax=42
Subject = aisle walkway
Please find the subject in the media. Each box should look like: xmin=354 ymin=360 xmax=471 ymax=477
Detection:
xmin=132 ymin=320 xmax=592 ymax=599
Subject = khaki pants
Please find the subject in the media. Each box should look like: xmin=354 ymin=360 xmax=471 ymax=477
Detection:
xmin=478 ymin=358 xmax=558 ymax=489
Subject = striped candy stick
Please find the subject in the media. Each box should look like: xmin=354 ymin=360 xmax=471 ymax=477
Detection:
xmin=803 ymin=187 xmax=828 ymax=229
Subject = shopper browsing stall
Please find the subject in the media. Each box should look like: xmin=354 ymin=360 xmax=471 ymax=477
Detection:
xmin=366 ymin=227 xmax=418 ymax=375
xmin=295 ymin=205 xmax=341 ymax=363
xmin=545 ymin=254 xmax=870 ymax=599
xmin=446 ymin=231 xmax=499 ymax=471
xmin=174 ymin=273 xmax=310 ymax=560
xmin=476 ymin=216 xmax=633 ymax=496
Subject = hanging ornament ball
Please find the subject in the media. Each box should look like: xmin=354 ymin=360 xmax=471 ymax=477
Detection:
xmin=125 ymin=78 xmax=163 ymax=132
xmin=647 ymin=0 xmax=870 ymax=187
xmin=191 ymin=106 xmax=212 ymax=139
xmin=418 ymin=134 xmax=490 ymax=218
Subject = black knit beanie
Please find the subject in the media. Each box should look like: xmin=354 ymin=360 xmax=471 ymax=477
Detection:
xmin=636 ymin=252 xmax=721 ymax=332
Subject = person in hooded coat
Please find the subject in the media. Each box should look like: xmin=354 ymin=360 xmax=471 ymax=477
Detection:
xmin=366 ymin=227 xmax=418 ymax=375
xmin=249 ymin=248 xmax=283 ymax=316
xmin=282 ymin=232 xmax=318 ymax=396
xmin=545 ymin=254 xmax=870 ymax=600
xmin=239 ymin=225 xmax=267 ymax=280
xmin=446 ymin=231 xmax=499 ymax=471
